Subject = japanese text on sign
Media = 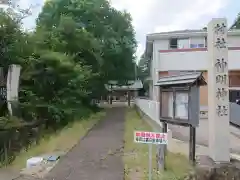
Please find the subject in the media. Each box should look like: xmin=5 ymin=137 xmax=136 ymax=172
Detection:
xmin=213 ymin=22 xmax=229 ymax=117
xmin=134 ymin=131 xmax=167 ymax=144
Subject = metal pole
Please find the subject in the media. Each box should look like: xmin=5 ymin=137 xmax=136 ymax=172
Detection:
xmin=149 ymin=143 xmax=152 ymax=180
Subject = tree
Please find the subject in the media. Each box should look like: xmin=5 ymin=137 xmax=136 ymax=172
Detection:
xmin=230 ymin=13 xmax=240 ymax=29
xmin=36 ymin=0 xmax=137 ymax=86
xmin=136 ymin=54 xmax=150 ymax=96
xmin=137 ymin=54 xmax=150 ymax=81
xmin=0 ymin=0 xmax=138 ymax=164
xmin=0 ymin=0 xmax=137 ymax=129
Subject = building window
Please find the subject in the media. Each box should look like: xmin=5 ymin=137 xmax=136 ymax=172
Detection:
xmin=177 ymin=38 xmax=189 ymax=49
xmin=169 ymin=38 xmax=178 ymax=49
xmin=190 ymin=44 xmax=197 ymax=48
xmin=169 ymin=38 xmax=190 ymax=49
xmin=168 ymin=70 xmax=198 ymax=76
xmin=179 ymin=70 xmax=197 ymax=74
xmin=190 ymin=44 xmax=204 ymax=48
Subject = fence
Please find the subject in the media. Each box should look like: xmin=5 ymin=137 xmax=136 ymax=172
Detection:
xmin=230 ymin=102 xmax=240 ymax=127
xmin=0 ymin=122 xmax=44 ymax=165
xmin=135 ymin=98 xmax=161 ymax=126
xmin=135 ymin=98 xmax=240 ymax=127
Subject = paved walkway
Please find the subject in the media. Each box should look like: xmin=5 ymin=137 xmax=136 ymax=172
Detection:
xmin=15 ymin=107 xmax=125 ymax=180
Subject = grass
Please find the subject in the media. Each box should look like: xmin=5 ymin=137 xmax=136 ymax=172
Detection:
xmin=123 ymin=109 xmax=191 ymax=180
xmin=9 ymin=111 xmax=105 ymax=169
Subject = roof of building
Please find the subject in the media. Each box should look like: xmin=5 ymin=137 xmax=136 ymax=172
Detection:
xmin=155 ymin=72 xmax=207 ymax=87
xmin=105 ymin=80 xmax=143 ymax=91
xmin=152 ymin=29 xmax=206 ymax=35
xmin=147 ymin=29 xmax=240 ymax=40
xmin=145 ymin=28 xmax=240 ymax=59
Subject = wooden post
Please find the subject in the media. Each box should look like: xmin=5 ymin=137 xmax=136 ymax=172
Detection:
xmin=157 ymin=122 xmax=167 ymax=171
xmin=163 ymin=122 xmax=167 ymax=159
xmin=189 ymin=125 xmax=196 ymax=164
xmin=4 ymin=140 xmax=8 ymax=164
xmin=127 ymin=90 xmax=131 ymax=106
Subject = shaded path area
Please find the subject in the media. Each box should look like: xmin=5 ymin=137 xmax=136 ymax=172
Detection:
xmin=16 ymin=107 xmax=125 ymax=180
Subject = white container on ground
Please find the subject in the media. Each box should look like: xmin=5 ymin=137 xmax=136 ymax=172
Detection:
xmin=26 ymin=157 xmax=43 ymax=168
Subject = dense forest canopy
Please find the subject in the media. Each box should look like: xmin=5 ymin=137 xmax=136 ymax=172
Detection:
xmin=0 ymin=0 xmax=137 ymax=128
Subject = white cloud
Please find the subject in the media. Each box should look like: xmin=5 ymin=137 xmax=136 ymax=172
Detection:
xmin=111 ymin=0 xmax=229 ymax=61
xmin=154 ymin=0 xmax=228 ymax=32
xmin=18 ymin=0 xmax=230 ymax=61
xmin=18 ymin=0 xmax=43 ymax=30
xmin=110 ymin=0 xmax=153 ymax=29
xmin=135 ymin=43 xmax=144 ymax=63
xmin=19 ymin=0 xmax=31 ymax=8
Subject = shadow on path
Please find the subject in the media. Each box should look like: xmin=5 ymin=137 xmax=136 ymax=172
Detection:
xmin=16 ymin=107 xmax=126 ymax=180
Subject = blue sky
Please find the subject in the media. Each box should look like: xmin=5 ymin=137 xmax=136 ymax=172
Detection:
xmin=21 ymin=0 xmax=240 ymax=59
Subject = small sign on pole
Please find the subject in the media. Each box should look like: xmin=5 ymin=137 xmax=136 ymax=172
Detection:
xmin=134 ymin=131 xmax=167 ymax=180
xmin=134 ymin=131 xmax=168 ymax=144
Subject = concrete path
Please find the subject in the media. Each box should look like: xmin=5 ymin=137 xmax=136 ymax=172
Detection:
xmin=15 ymin=107 xmax=125 ymax=180
xmin=169 ymin=119 xmax=240 ymax=154
xmin=0 ymin=168 xmax=19 ymax=180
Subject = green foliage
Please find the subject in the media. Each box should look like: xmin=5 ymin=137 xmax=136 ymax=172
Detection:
xmin=137 ymin=54 xmax=150 ymax=81
xmin=37 ymin=0 xmax=137 ymax=82
xmin=230 ymin=13 xmax=240 ymax=29
xmin=136 ymin=54 xmax=150 ymax=95
xmin=0 ymin=0 xmax=137 ymax=128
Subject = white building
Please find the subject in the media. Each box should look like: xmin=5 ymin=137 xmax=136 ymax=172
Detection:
xmin=145 ymin=29 xmax=240 ymax=107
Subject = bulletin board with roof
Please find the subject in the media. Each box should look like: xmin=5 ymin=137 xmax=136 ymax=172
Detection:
xmin=155 ymin=72 xmax=207 ymax=163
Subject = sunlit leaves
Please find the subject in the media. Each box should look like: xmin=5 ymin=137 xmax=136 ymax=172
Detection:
xmin=0 ymin=0 xmax=137 ymax=127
